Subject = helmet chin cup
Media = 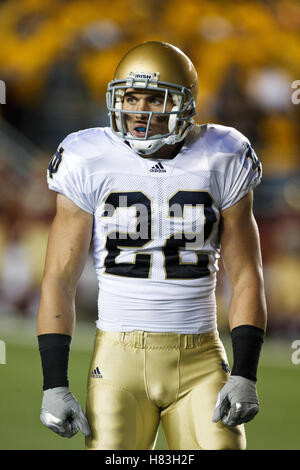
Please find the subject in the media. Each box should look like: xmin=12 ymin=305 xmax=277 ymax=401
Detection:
xmin=127 ymin=137 xmax=166 ymax=155
xmin=126 ymin=120 xmax=193 ymax=156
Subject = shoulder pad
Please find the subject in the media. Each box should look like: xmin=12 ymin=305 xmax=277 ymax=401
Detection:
xmin=59 ymin=127 xmax=108 ymax=159
xmin=204 ymin=124 xmax=249 ymax=154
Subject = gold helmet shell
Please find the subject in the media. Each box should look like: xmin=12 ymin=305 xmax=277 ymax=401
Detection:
xmin=114 ymin=41 xmax=198 ymax=104
xmin=106 ymin=41 xmax=199 ymax=155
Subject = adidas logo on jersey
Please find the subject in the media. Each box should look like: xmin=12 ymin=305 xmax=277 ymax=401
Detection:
xmin=91 ymin=366 xmax=103 ymax=378
xmin=150 ymin=162 xmax=166 ymax=173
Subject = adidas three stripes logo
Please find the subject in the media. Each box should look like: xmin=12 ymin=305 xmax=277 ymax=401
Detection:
xmin=150 ymin=162 xmax=166 ymax=173
xmin=91 ymin=366 xmax=103 ymax=378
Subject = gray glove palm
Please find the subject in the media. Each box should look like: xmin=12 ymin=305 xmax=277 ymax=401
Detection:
xmin=212 ymin=375 xmax=259 ymax=427
xmin=40 ymin=386 xmax=91 ymax=438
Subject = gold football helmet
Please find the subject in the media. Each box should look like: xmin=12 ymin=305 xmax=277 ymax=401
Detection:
xmin=106 ymin=41 xmax=198 ymax=155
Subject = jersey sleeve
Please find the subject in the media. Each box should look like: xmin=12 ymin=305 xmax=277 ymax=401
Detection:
xmin=221 ymin=139 xmax=262 ymax=211
xmin=46 ymin=136 xmax=95 ymax=214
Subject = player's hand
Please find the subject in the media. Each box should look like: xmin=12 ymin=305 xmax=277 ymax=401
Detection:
xmin=40 ymin=386 xmax=91 ymax=438
xmin=212 ymin=375 xmax=259 ymax=427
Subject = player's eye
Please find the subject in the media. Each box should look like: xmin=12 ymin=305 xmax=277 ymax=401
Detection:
xmin=124 ymin=96 xmax=137 ymax=104
xmin=150 ymin=97 xmax=163 ymax=105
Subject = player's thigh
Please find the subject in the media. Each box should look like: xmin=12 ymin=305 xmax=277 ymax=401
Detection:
xmin=162 ymin=378 xmax=246 ymax=450
xmin=85 ymin=380 xmax=159 ymax=450
xmin=85 ymin=331 xmax=159 ymax=450
xmin=161 ymin=338 xmax=246 ymax=450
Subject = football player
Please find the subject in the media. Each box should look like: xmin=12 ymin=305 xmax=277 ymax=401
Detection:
xmin=37 ymin=41 xmax=267 ymax=450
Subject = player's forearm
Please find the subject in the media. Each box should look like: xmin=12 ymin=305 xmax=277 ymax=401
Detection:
xmin=228 ymin=269 xmax=267 ymax=332
xmin=37 ymin=275 xmax=76 ymax=336
xmin=227 ymin=270 xmax=267 ymax=381
xmin=37 ymin=275 xmax=75 ymax=391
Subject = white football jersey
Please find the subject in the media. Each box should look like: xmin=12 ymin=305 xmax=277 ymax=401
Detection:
xmin=47 ymin=124 xmax=262 ymax=334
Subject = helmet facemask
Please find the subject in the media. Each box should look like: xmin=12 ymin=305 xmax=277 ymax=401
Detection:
xmin=106 ymin=74 xmax=196 ymax=155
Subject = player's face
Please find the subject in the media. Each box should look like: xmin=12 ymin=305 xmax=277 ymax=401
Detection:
xmin=122 ymin=89 xmax=174 ymax=138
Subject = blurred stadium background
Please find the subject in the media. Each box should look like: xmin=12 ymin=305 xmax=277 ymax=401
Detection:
xmin=0 ymin=0 xmax=299 ymax=450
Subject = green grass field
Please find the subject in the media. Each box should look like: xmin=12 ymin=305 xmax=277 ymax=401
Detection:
xmin=0 ymin=317 xmax=299 ymax=450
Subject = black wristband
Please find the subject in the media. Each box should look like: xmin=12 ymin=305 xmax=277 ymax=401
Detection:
xmin=38 ymin=333 xmax=71 ymax=391
xmin=230 ymin=325 xmax=264 ymax=382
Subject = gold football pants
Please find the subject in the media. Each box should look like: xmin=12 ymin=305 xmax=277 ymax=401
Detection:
xmin=85 ymin=329 xmax=246 ymax=450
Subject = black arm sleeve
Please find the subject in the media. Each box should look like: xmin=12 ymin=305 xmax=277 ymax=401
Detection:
xmin=230 ymin=325 xmax=264 ymax=382
xmin=38 ymin=333 xmax=71 ymax=390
